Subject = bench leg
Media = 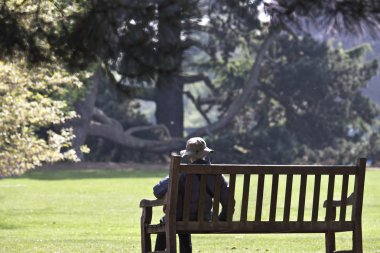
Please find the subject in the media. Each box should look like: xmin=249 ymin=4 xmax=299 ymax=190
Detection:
xmin=353 ymin=223 xmax=363 ymax=253
xmin=141 ymin=207 xmax=152 ymax=253
xmin=325 ymin=231 xmax=336 ymax=253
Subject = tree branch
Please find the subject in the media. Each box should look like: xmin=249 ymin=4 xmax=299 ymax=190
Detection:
xmin=88 ymin=122 xmax=185 ymax=152
xmin=125 ymin=124 xmax=172 ymax=139
xmin=183 ymin=91 xmax=211 ymax=125
xmin=89 ymin=107 xmax=185 ymax=152
xmin=103 ymin=64 xmax=156 ymax=101
xmin=188 ymin=27 xmax=280 ymax=137
xmin=196 ymin=97 xmax=224 ymax=105
xmin=92 ymin=107 xmax=124 ymax=132
xmin=181 ymin=38 xmax=214 ymax=57
xmin=181 ymin=73 xmax=217 ymax=94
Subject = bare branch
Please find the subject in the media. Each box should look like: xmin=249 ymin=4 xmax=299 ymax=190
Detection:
xmin=92 ymin=107 xmax=123 ymax=132
xmin=181 ymin=39 xmax=214 ymax=57
xmin=88 ymin=121 xmax=185 ymax=152
xmin=183 ymin=91 xmax=211 ymax=124
xmin=103 ymin=64 xmax=156 ymax=101
xmin=188 ymin=27 xmax=280 ymax=138
xmin=125 ymin=124 xmax=172 ymax=139
xmin=88 ymin=102 xmax=185 ymax=152
xmin=197 ymin=97 xmax=224 ymax=105
xmin=181 ymin=73 xmax=217 ymax=94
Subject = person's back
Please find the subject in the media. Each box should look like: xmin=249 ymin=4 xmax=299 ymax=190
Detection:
xmin=153 ymin=137 xmax=232 ymax=253
xmin=177 ymin=158 xmax=229 ymax=221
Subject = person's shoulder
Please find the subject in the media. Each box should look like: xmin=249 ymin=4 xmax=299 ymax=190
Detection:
xmin=192 ymin=159 xmax=210 ymax=165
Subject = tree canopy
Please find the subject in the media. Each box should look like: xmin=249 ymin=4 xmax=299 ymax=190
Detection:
xmin=1 ymin=0 xmax=380 ymax=175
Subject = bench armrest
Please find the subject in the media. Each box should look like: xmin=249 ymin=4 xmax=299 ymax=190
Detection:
xmin=140 ymin=198 xmax=166 ymax=208
xmin=323 ymin=193 xmax=354 ymax=208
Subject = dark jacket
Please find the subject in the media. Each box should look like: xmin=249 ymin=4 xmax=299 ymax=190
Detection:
xmin=153 ymin=159 xmax=231 ymax=221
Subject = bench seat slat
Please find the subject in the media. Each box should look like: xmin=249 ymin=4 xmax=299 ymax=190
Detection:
xmin=175 ymin=221 xmax=354 ymax=234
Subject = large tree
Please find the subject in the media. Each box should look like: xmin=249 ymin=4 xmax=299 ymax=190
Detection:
xmin=73 ymin=0 xmax=380 ymax=159
xmin=3 ymin=0 xmax=380 ymax=167
xmin=64 ymin=0 xmax=276 ymax=157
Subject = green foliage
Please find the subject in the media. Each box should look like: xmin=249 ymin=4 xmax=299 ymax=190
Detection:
xmin=0 ymin=1 xmax=93 ymax=176
xmin=0 ymin=0 xmax=87 ymax=64
xmin=264 ymin=36 xmax=378 ymax=147
xmin=211 ymin=35 xmax=379 ymax=164
xmin=0 ymin=58 xmax=85 ymax=177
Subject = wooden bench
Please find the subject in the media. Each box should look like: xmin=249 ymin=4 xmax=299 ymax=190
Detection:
xmin=140 ymin=155 xmax=366 ymax=253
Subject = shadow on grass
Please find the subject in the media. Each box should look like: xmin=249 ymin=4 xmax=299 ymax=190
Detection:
xmin=0 ymin=222 xmax=24 ymax=230
xmin=15 ymin=168 xmax=168 ymax=180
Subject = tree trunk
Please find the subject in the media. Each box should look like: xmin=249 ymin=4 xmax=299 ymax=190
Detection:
xmin=155 ymin=0 xmax=184 ymax=138
xmin=155 ymin=74 xmax=184 ymax=137
xmin=70 ymin=68 xmax=103 ymax=160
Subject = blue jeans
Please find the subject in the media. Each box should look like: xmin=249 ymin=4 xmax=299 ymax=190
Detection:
xmin=155 ymin=232 xmax=192 ymax=253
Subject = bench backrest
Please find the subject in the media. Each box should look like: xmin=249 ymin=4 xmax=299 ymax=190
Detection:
xmin=165 ymin=156 xmax=366 ymax=236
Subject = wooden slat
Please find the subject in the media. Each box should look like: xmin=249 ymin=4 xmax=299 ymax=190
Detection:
xmin=352 ymin=158 xmax=366 ymax=253
xmin=198 ymin=174 xmax=207 ymax=222
xmin=270 ymin=174 xmax=279 ymax=222
xmin=325 ymin=174 xmax=335 ymax=221
xmin=255 ymin=174 xmax=265 ymax=222
xmin=179 ymin=165 xmax=356 ymax=175
xmin=312 ymin=174 xmax=321 ymax=222
xmin=298 ymin=175 xmax=307 ymax=221
xmin=240 ymin=174 xmax=251 ymax=222
xmin=283 ymin=174 xmax=293 ymax=222
xmin=227 ymin=174 xmax=236 ymax=222
xmin=182 ymin=174 xmax=192 ymax=222
xmin=140 ymin=198 xmax=165 ymax=208
xmin=141 ymin=206 xmax=153 ymax=252
xmin=175 ymin=221 xmax=354 ymax=234
xmin=145 ymin=222 xmax=166 ymax=234
xmin=212 ymin=175 xmax=222 ymax=222
xmin=325 ymin=231 xmax=336 ymax=252
xmin=166 ymin=156 xmax=181 ymax=253
xmin=340 ymin=175 xmax=349 ymax=221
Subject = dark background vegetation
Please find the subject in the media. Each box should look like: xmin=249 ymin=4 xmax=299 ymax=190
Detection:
xmin=2 ymin=0 xmax=380 ymax=176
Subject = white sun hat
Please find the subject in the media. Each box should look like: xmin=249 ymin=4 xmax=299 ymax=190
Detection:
xmin=180 ymin=137 xmax=213 ymax=160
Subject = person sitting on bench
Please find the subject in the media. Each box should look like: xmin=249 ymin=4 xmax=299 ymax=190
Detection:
xmin=153 ymin=137 xmax=231 ymax=253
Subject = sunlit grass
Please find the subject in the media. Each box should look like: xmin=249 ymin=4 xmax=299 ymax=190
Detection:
xmin=0 ymin=167 xmax=379 ymax=252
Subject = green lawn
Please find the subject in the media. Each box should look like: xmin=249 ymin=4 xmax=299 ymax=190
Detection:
xmin=0 ymin=167 xmax=379 ymax=253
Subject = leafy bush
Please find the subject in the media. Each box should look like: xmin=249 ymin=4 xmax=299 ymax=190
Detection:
xmin=0 ymin=59 xmax=85 ymax=177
